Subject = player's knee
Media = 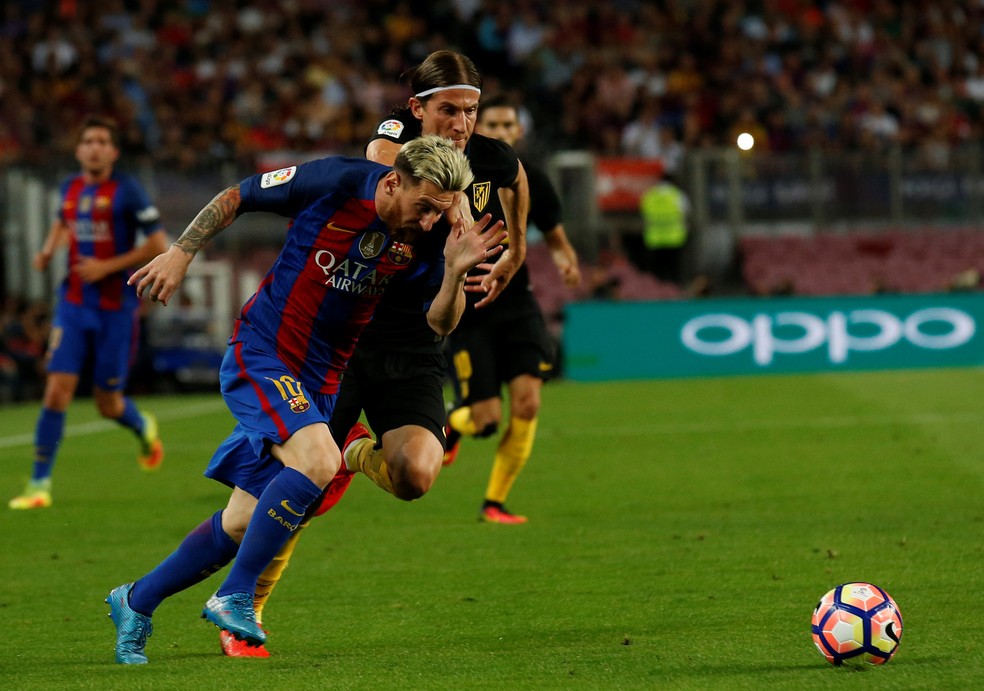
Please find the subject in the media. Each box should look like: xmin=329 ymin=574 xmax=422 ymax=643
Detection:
xmin=306 ymin=454 xmax=342 ymax=487
xmin=510 ymin=397 xmax=540 ymax=420
xmin=278 ymin=448 xmax=340 ymax=487
xmin=388 ymin=451 xmax=440 ymax=501
xmin=509 ymin=384 xmax=542 ymax=420
xmin=391 ymin=474 xmax=429 ymax=501
xmin=95 ymin=397 xmax=123 ymax=419
xmin=42 ymin=385 xmax=73 ymax=411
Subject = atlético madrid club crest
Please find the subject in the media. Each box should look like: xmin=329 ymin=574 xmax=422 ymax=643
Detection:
xmin=359 ymin=231 xmax=386 ymax=259
xmin=472 ymin=181 xmax=490 ymax=212
xmin=388 ymin=240 xmax=413 ymax=265
xmin=288 ymin=394 xmax=310 ymax=413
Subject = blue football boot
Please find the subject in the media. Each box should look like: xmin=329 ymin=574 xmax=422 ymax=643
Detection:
xmin=106 ymin=583 xmax=153 ymax=664
xmin=202 ymin=592 xmax=266 ymax=645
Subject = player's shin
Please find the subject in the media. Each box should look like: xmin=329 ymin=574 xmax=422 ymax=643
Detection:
xmin=129 ymin=510 xmax=239 ymax=615
xmin=216 ymin=467 xmax=321 ymax=597
xmin=486 ymin=416 xmax=537 ymax=503
xmin=253 ymin=521 xmax=308 ymax=623
xmin=351 ymin=442 xmax=396 ymax=495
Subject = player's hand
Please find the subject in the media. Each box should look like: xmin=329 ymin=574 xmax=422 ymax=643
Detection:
xmin=444 ymin=213 xmax=506 ymax=280
xmin=32 ymin=250 xmax=52 ymax=272
xmin=553 ymin=253 xmax=582 ymax=288
xmin=128 ymin=244 xmax=194 ymax=306
xmin=466 ymin=247 xmax=520 ymax=308
xmin=74 ymin=257 xmax=114 ymax=283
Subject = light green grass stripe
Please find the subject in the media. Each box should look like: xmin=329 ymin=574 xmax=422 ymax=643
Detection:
xmin=538 ymin=410 xmax=981 ymax=437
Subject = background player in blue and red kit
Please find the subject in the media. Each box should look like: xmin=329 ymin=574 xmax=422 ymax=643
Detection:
xmin=9 ymin=115 xmax=168 ymax=511
xmin=106 ymin=135 xmax=505 ymax=664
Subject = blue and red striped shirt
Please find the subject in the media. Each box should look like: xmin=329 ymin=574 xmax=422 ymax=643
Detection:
xmin=58 ymin=171 xmax=163 ymax=311
xmin=235 ymin=156 xmax=442 ymax=394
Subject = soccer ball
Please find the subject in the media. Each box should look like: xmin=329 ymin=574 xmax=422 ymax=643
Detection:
xmin=811 ymin=582 xmax=903 ymax=666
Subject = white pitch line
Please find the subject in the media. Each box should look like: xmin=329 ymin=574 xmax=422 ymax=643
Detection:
xmin=0 ymin=398 xmax=229 ymax=449
xmin=2 ymin=400 xmax=977 ymax=448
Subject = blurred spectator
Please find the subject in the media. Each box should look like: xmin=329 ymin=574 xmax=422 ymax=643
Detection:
xmin=0 ymin=297 xmax=50 ymax=402
xmin=2 ymin=1 xmax=983 ymax=171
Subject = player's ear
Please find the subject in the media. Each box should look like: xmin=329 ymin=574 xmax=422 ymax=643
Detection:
xmin=409 ymin=97 xmax=425 ymax=121
xmin=384 ymin=170 xmax=400 ymax=195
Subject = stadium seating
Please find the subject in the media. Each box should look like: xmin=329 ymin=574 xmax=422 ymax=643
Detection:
xmin=740 ymin=229 xmax=984 ymax=296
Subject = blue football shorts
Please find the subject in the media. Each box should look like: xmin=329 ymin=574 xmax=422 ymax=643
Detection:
xmin=46 ymin=300 xmax=138 ymax=391
xmin=204 ymin=332 xmax=336 ymax=498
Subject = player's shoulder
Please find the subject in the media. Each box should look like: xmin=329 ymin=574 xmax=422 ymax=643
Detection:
xmin=468 ymin=133 xmax=518 ymax=165
xmin=109 ymin=170 xmax=152 ymax=198
xmin=518 ymin=155 xmax=554 ymax=189
xmin=370 ymin=107 xmax=420 ymax=144
xmin=59 ymin=173 xmax=83 ymax=192
xmin=110 ymin=170 xmax=141 ymax=188
xmin=284 ymin=155 xmax=383 ymax=191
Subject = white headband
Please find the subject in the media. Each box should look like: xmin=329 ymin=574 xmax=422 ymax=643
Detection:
xmin=414 ymin=84 xmax=482 ymax=99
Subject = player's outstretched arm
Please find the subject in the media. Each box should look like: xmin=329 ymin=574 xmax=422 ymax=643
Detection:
xmin=544 ymin=223 xmax=582 ymax=288
xmin=128 ymin=185 xmax=242 ymax=305
xmin=33 ymin=220 xmax=69 ymax=271
xmin=427 ymin=214 xmax=506 ymax=336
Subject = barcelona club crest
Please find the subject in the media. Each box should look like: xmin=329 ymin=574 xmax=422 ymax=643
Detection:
xmin=472 ymin=181 xmax=490 ymax=212
xmin=359 ymin=231 xmax=386 ymax=259
xmin=265 ymin=375 xmax=310 ymax=414
xmin=388 ymin=240 xmax=413 ymax=265
xmin=288 ymin=394 xmax=310 ymax=413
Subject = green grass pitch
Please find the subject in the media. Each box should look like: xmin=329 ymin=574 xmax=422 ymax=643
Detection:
xmin=1 ymin=368 xmax=983 ymax=689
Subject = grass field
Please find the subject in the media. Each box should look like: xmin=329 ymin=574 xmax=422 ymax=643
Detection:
xmin=1 ymin=368 xmax=983 ymax=690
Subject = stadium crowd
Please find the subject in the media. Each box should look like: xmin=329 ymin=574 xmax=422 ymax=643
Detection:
xmin=4 ymin=0 xmax=984 ymax=399
xmin=3 ymin=0 xmax=984 ymax=172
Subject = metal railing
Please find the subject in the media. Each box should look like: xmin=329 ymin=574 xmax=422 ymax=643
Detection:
xmin=6 ymin=144 xmax=984 ymax=302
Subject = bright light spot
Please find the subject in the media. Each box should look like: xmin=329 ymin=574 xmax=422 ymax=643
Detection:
xmin=737 ymin=132 xmax=754 ymax=150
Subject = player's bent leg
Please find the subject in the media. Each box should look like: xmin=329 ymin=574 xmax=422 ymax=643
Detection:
xmin=218 ymin=525 xmax=307 ymax=658
xmin=94 ymin=389 xmax=165 ymax=471
xmin=208 ymin=428 xmax=335 ymax=644
xmin=379 ymin=425 xmax=443 ymax=500
xmin=482 ymin=376 xmax=541 ymax=524
xmin=219 ymin=465 xmax=356 ymax=658
xmin=342 ymin=423 xmax=391 ymax=492
xmin=253 ymin=521 xmax=307 ymax=622
xmin=10 ymin=373 xmax=76 ymax=508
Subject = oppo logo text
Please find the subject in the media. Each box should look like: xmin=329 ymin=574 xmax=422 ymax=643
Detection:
xmin=680 ymin=308 xmax=975 ymax=365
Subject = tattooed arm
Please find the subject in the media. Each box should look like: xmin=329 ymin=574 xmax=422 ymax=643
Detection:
xmin=128 ymin=186 xmax=242 ymax=306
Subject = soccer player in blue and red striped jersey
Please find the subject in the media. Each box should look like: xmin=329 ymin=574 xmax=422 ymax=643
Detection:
xmin=9 ymin=116 xmax=169 ymax=511
xmin=106 ymin=134 xmax=505 ymax=664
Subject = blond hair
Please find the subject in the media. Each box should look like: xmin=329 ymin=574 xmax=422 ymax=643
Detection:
xmin=394 ymin=134 xmax=474 ymax=192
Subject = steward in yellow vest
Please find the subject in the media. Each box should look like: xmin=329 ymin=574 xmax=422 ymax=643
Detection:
xmin=640 ymin=180 xmax=687 ymax=249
